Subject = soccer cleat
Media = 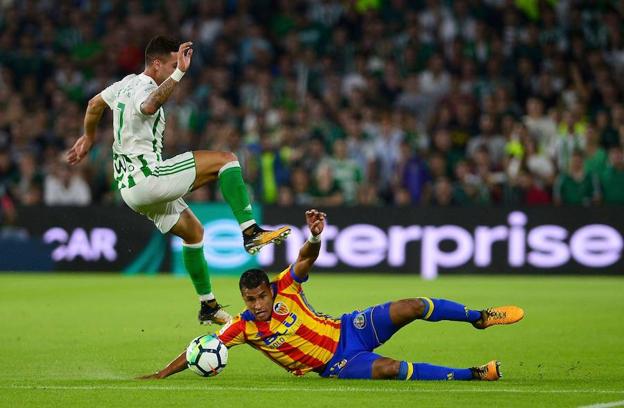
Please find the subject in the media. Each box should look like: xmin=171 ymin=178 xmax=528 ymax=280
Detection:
xmin=472 ymin=306 xmax=525 ymax=330
xmin=471 ymin=360 xmax=501 ymax=381
xmin=243 ymin=225 xmax=291 ymax=255
xmin=198 ymin=300 xmax=232 ymax=325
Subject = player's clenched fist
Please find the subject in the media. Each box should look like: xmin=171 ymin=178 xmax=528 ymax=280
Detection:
xmin=305 ymin=209 xmax=326 ymax=236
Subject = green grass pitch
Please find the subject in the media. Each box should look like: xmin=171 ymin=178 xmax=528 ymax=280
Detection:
xmin=1 ymin=273 xmax=623 ymax=407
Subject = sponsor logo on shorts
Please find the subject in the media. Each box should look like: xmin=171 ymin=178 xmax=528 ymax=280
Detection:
xmin=273 ymin=302 xmax=289 ymax=315
xmin=328 ymin=359 xmax=348 ymax=378
xmin=353 ymin=312 xmax=366 ymax=329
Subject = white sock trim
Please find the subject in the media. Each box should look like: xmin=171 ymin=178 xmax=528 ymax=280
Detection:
xmin=218 ymin=161 xmax=241 ymax=177
xmin=240 ymin=219 xmax=256 ymax=232
xmin=199 ymin=293 xmax=215 ymax=302
xmin=183 ymin=241 xmax=203 ymax=248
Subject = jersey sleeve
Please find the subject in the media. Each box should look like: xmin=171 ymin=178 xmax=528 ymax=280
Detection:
xmin=216 ymin=315 xmax=246 ymax=348
xmin=100 ymin=81 xmax=122 ymax=109
xmin=273 ymin=264 xmax=309 ymax=294
xmin=132 ymin=82 xmax=157 ymax=115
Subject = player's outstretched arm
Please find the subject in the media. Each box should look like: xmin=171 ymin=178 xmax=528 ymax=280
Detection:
xmin=67 ymin=93 xmax=107 ymax=165
xmin=137 ymin=351 xmax=187 ymax=380
xmin=292 ymin=209 xmax=326 ymax=281
xmin=140 ymin=41 xmax=193 ymax=115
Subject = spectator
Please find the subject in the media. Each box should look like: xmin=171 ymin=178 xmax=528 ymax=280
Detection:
xmin=467 ymin=114 xmax=506 ymax=167
xmin=504 ymin=169 xmax=551 ymax=206
xmin=430 ymin=177 xmax=455 ymax=206
xmin=253 ymin=134 xmax=289 ymax=204
xmin=290 ymin=166 xmax=312 ymax=206
xmin=523 ymin=97 xmax=558 ymax=158
xmin=310 ymin=163 xmax=343 ymax=207
xmin=12 ymin=151 xmax=43 ymax=206
xmin=44 ymin=159 xmax=91 ymax=206
xmin=583 ymin=125 xmax=608 ymax=175
xmin=553 ymin=151 xmax=600 ymax=206
xmin=0 ymin=148 xmax=17 ymax=200
xmin=327 ymin=139 xmax=361 ymax=205
xmin=523 ymin=136 xmax=555 ymax=187
xmin=600 ymin=147 xmax=624 ymax=205
xmin=453 ymin=160 xmax=490 ymax=206
xmin=395 ymin=140 xmax=430 ymax=205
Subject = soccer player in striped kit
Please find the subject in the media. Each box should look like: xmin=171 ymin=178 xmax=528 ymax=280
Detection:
xmin=140 ymin=209 xmax=525 ymax=381
xmin=66 ymin=36 xmax=290 ymax=325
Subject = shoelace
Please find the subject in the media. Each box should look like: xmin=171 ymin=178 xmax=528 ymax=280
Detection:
xmin=472 ymin=365 xmax=488 ymax=378
xmin=485 ymin=309 xmax=506 ymax=320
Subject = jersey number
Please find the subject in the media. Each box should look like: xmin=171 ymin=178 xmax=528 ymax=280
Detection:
xmin=116 ymin=102 xmax=126 ymax=144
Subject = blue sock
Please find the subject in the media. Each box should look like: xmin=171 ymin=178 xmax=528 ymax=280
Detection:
xmin=419 ymin=297 xmax=481 ymax=322
xmin=397 ymin=361 xmax=473 ymax=381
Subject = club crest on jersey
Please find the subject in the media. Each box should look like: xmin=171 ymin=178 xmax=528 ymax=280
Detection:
xmin=273 ymin=302 xmax=289 ymax=316
xmin=353 ymin=313 xmax=366 ymax=329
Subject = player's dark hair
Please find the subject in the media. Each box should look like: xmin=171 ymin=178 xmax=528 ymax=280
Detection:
xmin=144 ymin=36 xmax=179 ymax=65
xmin=239 ymin=269 xmax=270 ymax=291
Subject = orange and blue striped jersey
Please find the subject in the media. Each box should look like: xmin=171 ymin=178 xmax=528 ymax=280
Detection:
xmin=217 ymin=265 xmax=341 ymax=376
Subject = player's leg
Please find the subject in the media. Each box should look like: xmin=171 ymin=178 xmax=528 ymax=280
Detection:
xmin=169 ymin=208 xmax=231 ymax=325
xmin=360 ymin=300 xmax=483 ymax=348
xmin=339 ymin=301 xmax=485 ymax=353
xmin=191 ymin=150 xmax=290 ymax=254
xmin=388 ymin=298 xmax=525 ymax=331
xmin=370 ymin=357 xmax=501 ymax=381
xmin=356 ymin=299 xmax=523 ymax=350
xmin=121 ymin=188 xmax=229 ymax=324
xmin=333 ymin=353 xmax=500 ymax=381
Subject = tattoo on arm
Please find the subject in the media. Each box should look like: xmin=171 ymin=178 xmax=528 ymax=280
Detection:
xmin=141 ymin=78 xmax=178 ymax=115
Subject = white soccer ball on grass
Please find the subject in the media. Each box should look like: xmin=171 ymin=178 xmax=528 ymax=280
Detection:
xmin=186 ymin=334 xmax=228 ymax=377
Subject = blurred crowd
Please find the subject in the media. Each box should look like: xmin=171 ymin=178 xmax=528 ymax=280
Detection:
xmin=1 ymin=0 xmax=624 ymax=212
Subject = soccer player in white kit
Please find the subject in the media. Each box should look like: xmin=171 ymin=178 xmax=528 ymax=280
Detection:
xmin=66 ymin=36 xmax=290 ymax=325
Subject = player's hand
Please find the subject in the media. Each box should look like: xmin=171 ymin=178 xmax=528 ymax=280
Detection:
xmin=66 ymin=134 xmax=93 ymax=165
xmin=136 ymin=372 xmax=163 ymax=380
xmin=177 ymin=41 xmax=193 ymax=72
xmin=305 ymin=209 xmax=326 ymax=236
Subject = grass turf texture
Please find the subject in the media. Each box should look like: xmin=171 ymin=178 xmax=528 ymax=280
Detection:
xmin=1 ymin=274 xmax=623 ymax=408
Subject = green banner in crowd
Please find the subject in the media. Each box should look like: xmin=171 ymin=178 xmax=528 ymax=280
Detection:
xmin=170 ymin=203 xmax=262 ymax=276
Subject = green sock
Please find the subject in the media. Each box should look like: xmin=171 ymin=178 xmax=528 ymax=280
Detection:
xmin=218 ymin=164 xmax=255 ymax=227
xmin=182 ymin=244 xmax=212 ymax=295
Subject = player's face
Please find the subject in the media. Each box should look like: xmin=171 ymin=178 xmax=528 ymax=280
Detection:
xmin=241 ymin=283 xmax=274 ymax=321
xmin=154 ymin=52 xmax=178 ymax=84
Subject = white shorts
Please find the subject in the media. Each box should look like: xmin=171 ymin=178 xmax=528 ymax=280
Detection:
xmin=120 ymin=151 xmax=196 ymax=233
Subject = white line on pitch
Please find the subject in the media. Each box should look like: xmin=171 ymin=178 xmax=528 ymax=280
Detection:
xmin=3 ymin=385 xmax=624 ymax=394
xmin=579 ymin=400 xmax=624 ymax=408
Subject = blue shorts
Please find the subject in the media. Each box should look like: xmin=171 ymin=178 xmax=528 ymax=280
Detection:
xmin=319 ymin=302 xmax=399 ymax=379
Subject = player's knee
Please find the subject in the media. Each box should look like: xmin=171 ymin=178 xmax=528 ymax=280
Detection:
xmin=212 ymin=151 xmax=238 ymax=171
xmin=188 ymin=222 xmax=204 ymax=243
xmin=194 ymin=223 xmax=205 ymax=241
xmin=405 ymin=298 xmax=426 ymax=319
xmin=376 ymin=359 xmax=401 ymax=379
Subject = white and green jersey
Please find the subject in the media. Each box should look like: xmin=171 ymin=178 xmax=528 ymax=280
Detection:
xmin=101 ymin=73 xmax=166 ymax=189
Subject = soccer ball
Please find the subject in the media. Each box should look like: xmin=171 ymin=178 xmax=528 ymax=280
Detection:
xmin=186 ymin=334 xmax=228 ymax=377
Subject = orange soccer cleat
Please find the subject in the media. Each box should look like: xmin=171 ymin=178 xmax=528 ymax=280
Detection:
xmin=472 ymin=306 xmax=525 ymax=329
xmin=471 ymin=360 xmax=502 ymax=381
